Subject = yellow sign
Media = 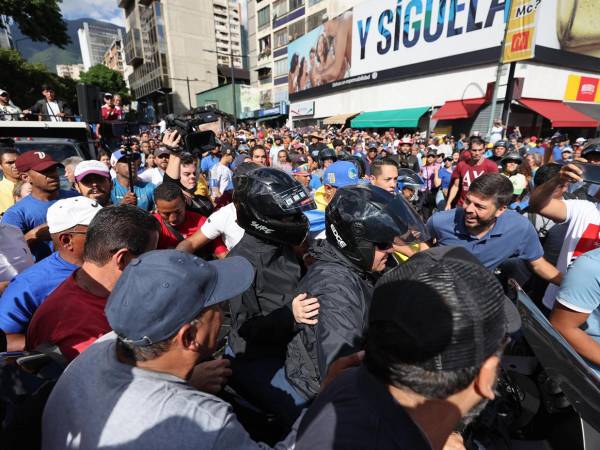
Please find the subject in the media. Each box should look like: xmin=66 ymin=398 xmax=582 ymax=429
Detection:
xmin=503 ymin=0 xmax=542 ymax=63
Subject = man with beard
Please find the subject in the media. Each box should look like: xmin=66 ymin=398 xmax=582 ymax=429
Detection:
xmin=395 ymin=137 xmax=420 ymax=173
xmin=73 ymin=160 xmax=112 ymax=206
xmin=445 ymin=136 xmax=498 ymax=210
xmin=426 ymin=173 xmax=562 ymax=285
xmin=295 ymin=246 xmax=520 ymax=450
xmin=2 ymin=151 xmax=79 ymax=261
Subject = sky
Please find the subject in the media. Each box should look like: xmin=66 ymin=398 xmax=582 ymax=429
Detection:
xmin=60 ymin=0 xmax=126 ymax=27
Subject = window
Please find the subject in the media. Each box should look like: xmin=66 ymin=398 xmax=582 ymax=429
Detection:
xmin=289 ymin=0 xmax=304 ymax=11
xmin=273 ymin=28 xmax=288 ymax=48
xmin=257 ymin=6 xmax=270 ymax=30
xmin=273 ymin=58 xmax=288 ymax=77
xmin=288 ymin=19 xmax=305 ymax=42
xmin=273 ymin=0 xmax=288 ymax=18
xmin=259 ymin=35 xmax=271 ymax=59
xmin=308 ymin=0 xmax=323 ymax=5
xmin=306 ymin=9 xmax=326 ymax=32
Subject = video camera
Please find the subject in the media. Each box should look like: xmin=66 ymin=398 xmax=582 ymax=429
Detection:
xmin=164 ymin=106 xmax=220 ymax=156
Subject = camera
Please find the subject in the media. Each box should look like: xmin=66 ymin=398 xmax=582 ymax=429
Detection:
xmin=164 ymin=106 xmax=220 ymax=156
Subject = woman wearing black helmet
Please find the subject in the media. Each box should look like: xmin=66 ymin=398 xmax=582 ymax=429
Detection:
xmin=284 ymin=184 xmax=428 ymax=402
xmin=500 ymin=152 xmax=527 ymax=201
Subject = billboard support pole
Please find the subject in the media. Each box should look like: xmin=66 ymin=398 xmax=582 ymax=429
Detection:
xmin=486 ymin=1 xmax=512 ymax=140
xmin=501 ymin=62 xmax=517 ymax=137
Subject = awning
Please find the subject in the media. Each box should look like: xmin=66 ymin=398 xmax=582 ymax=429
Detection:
xmin=323 ymin=112 xmax=358 ymax=125
xmin=432 ymin=97 xmax=486 ymax=120
xmin=350 ymin=107 xmax=430 ymax=128
xmin=565 ymin=102 xmax=600 ymax=125
xmin=518 ymin=98 xmax=599 ymax=128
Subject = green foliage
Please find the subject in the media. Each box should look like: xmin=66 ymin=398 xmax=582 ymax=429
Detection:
xmin=0 ymin=49 xmax=77 ymax=111
xmin=79 ymin=64 xmax=129 ymax=102
xmin=0 ymin=0 xmax=69 ymax=48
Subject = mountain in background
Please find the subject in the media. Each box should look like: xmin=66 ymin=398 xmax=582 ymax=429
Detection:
xmin=10 ymin=18 xmax=124 ymax=73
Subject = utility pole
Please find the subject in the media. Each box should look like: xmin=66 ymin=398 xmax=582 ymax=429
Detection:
xmin=168 ymin=76 xmax=199 ymax=110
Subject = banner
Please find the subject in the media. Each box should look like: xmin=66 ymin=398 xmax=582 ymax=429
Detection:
xmin=502 ymin=0 xmax=541 ymax=63
xmin=564 ymin=74 xmax=600 ymax=103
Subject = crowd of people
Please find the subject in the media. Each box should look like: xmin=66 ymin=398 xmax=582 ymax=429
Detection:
xmin=0 ymin=112 xmax=599 ymax=449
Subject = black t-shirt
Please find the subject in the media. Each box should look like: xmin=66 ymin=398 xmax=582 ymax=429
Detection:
xmin=296 ymin=366 xmax=432 ymax=450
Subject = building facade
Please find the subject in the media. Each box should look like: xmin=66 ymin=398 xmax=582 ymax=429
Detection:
xmin=56 ymin=64 xmax=85 ymax=80
xmin=247 ymin=0 xmax=361 ymax=116
xmin=284 ymin=0 xmax=600 ymax=137
xmin=102 ymin=38 xmax=133 ymax=88
xmin=78 ymin=22 xmax=124 ymax=70
xmin=119 ymin=0 xmax=244 ymax=117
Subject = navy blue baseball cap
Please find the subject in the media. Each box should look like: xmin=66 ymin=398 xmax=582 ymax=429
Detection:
xmin=106 ymin=250 xmax=254 ymax=346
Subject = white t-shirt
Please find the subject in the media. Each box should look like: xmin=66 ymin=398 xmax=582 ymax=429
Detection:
xmin=0 ymin=224 xmax=34 ymax=282
xmin=200 ymin=203 xmax=244 ymax=250
xmin=543 ymin=199 xmax=600 ymax=309
xmin=269 ymin=144 xmax=284 ymax=163
xmin=138 ymin=167 xmax=164 ymax=186
xmin=46 ymin=101 xmax=62 ymax=122
xmin=209 ymin=163 xmax=233 ymax=198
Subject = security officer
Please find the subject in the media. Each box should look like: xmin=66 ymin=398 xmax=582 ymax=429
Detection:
xmin=284 ymin=184 xmax=428 ymax=400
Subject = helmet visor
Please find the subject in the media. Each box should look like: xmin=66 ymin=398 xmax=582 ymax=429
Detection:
xmin=363 ymin=195 xmax=430 ymax=245
xmin=272 ymin=183 xmax=316 ymax=213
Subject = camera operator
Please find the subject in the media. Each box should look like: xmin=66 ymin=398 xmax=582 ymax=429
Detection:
xmin=110 ymin=150 xmax=156 ymax=211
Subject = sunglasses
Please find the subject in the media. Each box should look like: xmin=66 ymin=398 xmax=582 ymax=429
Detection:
xmin=156 ymin=154 xmax=170 ymax=159
xmin=0 ymin=93 xmax=8 ymax=97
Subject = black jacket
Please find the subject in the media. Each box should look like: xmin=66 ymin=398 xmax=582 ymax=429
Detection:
xmin=29 ymin=99 xmax=72 ymax=120
xmin=227 ymin=233 xmax=302 ymax=360
xmin=285 ymin=240 xmax=376 ymax=399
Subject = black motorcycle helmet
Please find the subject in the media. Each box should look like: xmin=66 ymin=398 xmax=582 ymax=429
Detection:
xmin=233 ymin=167 xmax=315 ymax=246
xmin=318 ymin=147 xmax=337 ymax=167
xmin=325 ymin=185 xmax=429 ymax=272
xmin=494 ymin=140 xmax=508 ymax=149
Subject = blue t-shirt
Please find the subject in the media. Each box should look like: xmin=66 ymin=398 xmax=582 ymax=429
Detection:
xmin=111 ymin=180 xmax=155 ymax=211
xmin=439 ymin=167 xmax=453 ymax=189
xmin=200 ymin=155 xmax=220 ymax=175
xmin=426 ymin=208 xmax=543 ymax=270
xmin=556 ymin=248 xmax=600 ymax=375
xmin=1 ymin=190 xmax=79 ymax=261
xmin=0 ymin=252 xmax=78 ymax=334
xmin=552 ymin=145 xmax=572 ymax=161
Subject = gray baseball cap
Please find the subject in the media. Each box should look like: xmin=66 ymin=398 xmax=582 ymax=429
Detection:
xmin=106 ymin=250 xmax=254 ymax=346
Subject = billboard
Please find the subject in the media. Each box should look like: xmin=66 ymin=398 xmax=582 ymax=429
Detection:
xmin=288 ymin=0 xmax=600 ymax=100
xmin=502 ymin=0 xmax=542 ymax=63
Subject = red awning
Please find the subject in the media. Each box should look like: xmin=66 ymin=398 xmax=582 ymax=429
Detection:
xmin=518 ymin=98 xmax=599 ymax=128
xmin=432 ymin=97 xmax=487 ymax=120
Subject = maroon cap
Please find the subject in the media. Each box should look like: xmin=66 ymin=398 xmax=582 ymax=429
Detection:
xmin=15 ymin=151 xmax=62 ymax=173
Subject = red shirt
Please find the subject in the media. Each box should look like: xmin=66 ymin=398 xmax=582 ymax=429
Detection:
xmin=26 ymin=273 xmax=110 ymax=361
xmin=100 ymin=104 xmax=119 ymax=121
xmin=153 ymin=211 xmax=228 ymax=256
xmin=450 ymin=158 xmax=499 ymax=206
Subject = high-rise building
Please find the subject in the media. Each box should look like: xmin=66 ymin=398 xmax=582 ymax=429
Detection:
xmin=0 ymin=16 xmax=13 ymax=49
xmin=56 ymin=64 xmax=85 ymax=80
xmin=119 ymin=0 xmax=245 ymax=116
xmin=78 ymin=21 xmax=124 ymax=70
xmin=247 ymin=0 xmax=360 ymax=111
xmin=102 ymin=37 xmax=133 ymax=88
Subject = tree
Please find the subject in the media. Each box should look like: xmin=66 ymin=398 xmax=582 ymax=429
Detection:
xmin=0 ymin=0 xmax=70 ymax=48
xmin=79 ymin=64 xmax=129 ymax=100
xmin=0 ymin=49 xmax=77 ymax=111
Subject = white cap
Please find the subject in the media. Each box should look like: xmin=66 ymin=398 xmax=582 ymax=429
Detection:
xmin=47 ymin=196 xmax=102 ymax=234
xmin=74 ymin=160 xmax=110 ymax=182
xmin=575 ymin=137 xmax=587 ymax=144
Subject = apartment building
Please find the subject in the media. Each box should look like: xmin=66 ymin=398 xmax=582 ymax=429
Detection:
xmin=102 ymin=38 xmax=133 ymax=88
xmin=56 ymin=64 xmax=85 ymax=80
xmin=0 ymin=16 xmax=13 ymax=50
xmin=247 ymin=0 xmax=360 ymax=113
xmin=78 ymin=22 xmax=124 ymax=70
xmin=119 ymin=0 xmax=244 ymax=117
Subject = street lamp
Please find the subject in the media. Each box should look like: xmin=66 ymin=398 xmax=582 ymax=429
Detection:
xmin=204 ymin=48 xmax=248 ymax=126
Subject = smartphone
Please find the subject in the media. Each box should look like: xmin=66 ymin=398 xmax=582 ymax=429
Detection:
xmin=575 ymin=163 xmax=600 ymax=185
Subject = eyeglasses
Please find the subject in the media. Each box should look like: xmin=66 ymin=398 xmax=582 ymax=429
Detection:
xmin=156 ymin=154 xmax=170 ymax=159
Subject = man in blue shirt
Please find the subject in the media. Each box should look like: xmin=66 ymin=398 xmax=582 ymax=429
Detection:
xmin=110 ymin=150 xmax=155 ymax=211
xmin=426 ymin=173 xmax=562 ymax=284
xmin=2 ymin=151 xmax=79 ymax=261
xmin=551 ymin=248 xmax=600 ymax=377
xmin=200 ymin=143 xmax=221 ymax=175
xmin=0 ymin=196 xmax=101 ymax=351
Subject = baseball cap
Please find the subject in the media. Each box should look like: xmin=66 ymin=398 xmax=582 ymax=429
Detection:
xmin=292 ymin=164 xmax=310 ymax=176
xmin=74 ymin=160 xmax=110 ymax=182
xmin=0 ymin=89 xmax=8 ymax=96
xmin=15 ymin=151 xmax=62 ymax=173
xmin=561 ymin=148 xmax=573 ymax=154
xmin=582 ymin=143 xmax=600 ymax=157
xmin=47 ymin=196 xmax=102 ymax=234
xmin=106 ymin=250 xmax=254 ymax=347
xmin=530 ymin=136 xmax=538 ymax=142
xmin=111 ymin=150 xmax=142 ymax=164
xmin=323 ymin=161 xmax=359 ymax=188
xmin=369 ymin=246 xmax=520 ymax=371
xmin=104 ymin=92 xmax=113 ymax=98
xmin=154 ymin=146 xmax=170 ymax=157
xmin=575 ymin=137 xmax=587 ymax=145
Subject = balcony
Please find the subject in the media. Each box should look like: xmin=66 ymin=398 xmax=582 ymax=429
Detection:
xmin=118 ymin=0 xmax=134 ymax=9
xmin=124 ymin=29 xmax=144 ymax=66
